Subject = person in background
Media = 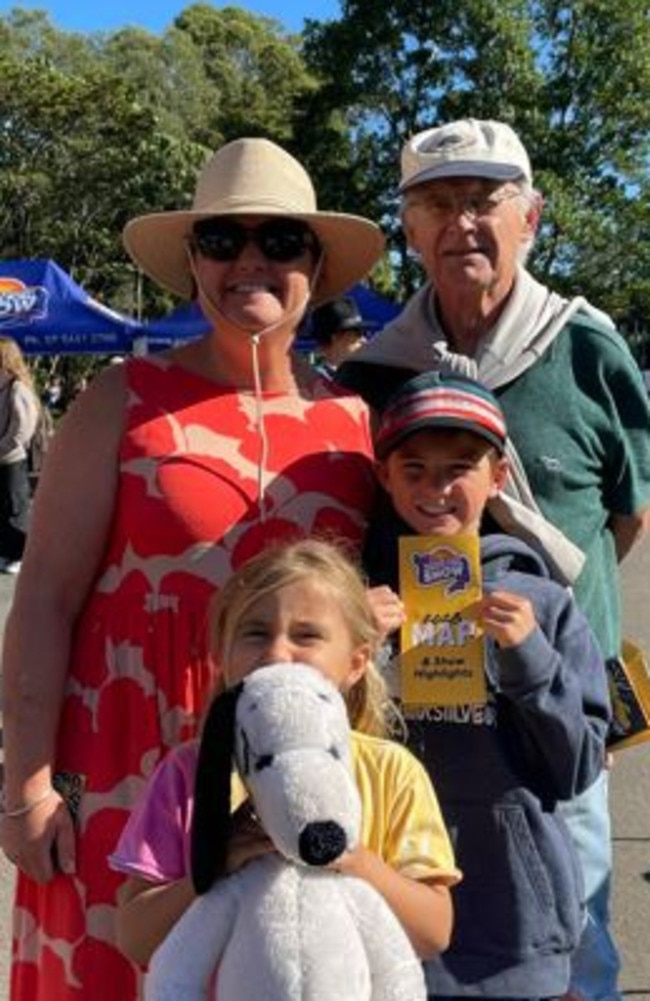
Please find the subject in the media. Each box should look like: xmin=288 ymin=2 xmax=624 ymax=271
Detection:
xmin=365 ymin=371 xmax=611 ymax=1001
xmin=0 ymin=336 xmax=40 ymax=575
xmin=0 ymin=137 xmax=384 ymax=1001
xmin=310 ymin=295 xmax=373 ymax=377
xmin=41 ymin=374 xmax=64 ymax=413
xmin=110 ymin=537 xmax=459 ymax=968
xmin=338 ymin=118 xmax=650 ymax=1001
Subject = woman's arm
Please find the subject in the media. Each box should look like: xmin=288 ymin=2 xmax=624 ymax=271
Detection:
xmin=0 ymin=364 xmax=127 ymax=882
xmin=332 ymin=848 xmax=453 ymax=958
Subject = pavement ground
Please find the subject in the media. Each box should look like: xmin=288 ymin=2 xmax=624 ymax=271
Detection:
xmin=1 ymin=542 xmax=649 ymax=998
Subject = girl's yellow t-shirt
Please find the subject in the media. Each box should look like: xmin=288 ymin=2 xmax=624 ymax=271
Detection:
xmin=350 ymin=730 xmax=460 ymax=885
xmin=231 ymin=729 xmax=460 ymax=885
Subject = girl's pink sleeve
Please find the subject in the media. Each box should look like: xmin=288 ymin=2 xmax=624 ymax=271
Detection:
xmin=109 ymin=742 xmax=199 ymax=883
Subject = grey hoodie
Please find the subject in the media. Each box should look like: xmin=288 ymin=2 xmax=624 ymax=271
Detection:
xmin=365 ymin=520 xmax=611 ymax=997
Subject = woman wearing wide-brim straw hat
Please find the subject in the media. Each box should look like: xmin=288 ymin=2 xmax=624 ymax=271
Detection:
xmin=1 ymin=138 xmax=385 ymax=1001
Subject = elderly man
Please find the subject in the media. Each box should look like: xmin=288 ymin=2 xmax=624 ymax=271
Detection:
xmin=339 ymin=119 xmax=650 ymax=1001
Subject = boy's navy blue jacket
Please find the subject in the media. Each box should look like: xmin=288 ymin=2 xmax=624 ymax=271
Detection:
xmin=364 ymin=506 xmax=611 ymax=998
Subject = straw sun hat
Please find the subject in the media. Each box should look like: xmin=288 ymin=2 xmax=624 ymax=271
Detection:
xmin=123 ymin=138 xmax=385 ymax=306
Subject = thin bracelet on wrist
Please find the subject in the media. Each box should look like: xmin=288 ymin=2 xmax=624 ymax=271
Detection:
xmin=1 ymin=786 xmax=55 ymax=819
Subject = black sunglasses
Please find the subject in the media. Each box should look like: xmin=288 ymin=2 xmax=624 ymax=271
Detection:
xmin=191 ymin=218 xmax=319 ymax=263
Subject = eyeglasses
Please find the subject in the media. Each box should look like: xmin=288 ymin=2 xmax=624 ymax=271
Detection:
xmin=409 ymin=187 xmax=523 ymax=221
xmin=191 ymin=218 xmax=319 ymax=263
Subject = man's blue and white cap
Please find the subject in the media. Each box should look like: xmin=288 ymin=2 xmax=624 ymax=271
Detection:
xmin=400 ymin=119 xmax=532 ymax=193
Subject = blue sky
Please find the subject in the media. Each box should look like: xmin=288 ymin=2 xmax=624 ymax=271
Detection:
xmin=0 ymin=0 xmax=342 ymax=34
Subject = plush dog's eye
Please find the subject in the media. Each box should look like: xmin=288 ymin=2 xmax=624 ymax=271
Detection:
xmin=255 ymin=754 xmax=274 ymax=771
xmin=328 ymin=746 xmax=341 ymax=760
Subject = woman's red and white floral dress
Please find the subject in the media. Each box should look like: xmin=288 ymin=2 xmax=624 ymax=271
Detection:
xmin=10 ymin=356 xmax=375 ymax=1001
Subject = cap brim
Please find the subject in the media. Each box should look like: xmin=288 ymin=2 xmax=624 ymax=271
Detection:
xmin=123 ymin=209 xmax=385 ymax=306
xmin=399 ymin=161 xmax=526 ymax=193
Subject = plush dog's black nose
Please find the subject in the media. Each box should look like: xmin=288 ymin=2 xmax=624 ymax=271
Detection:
xmin=299 ymin=821 xmax=347 ymax=866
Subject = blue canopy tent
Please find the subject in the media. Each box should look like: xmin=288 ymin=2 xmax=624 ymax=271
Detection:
xmin=139 ymin=300 xmax=210 ymax=352
xmin=0 ymin=259 xmax=142 ymax=355
xmin=345 ymin=284 xmax=402 ymax=331
xmin=139 ymin=283 xmax=402 ymax=352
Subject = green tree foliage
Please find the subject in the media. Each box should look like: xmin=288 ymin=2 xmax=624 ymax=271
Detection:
xmin=523 ymin=0 xmax=650 ymax=324
xmin=303 ymin=0 xmax=650 ymax=340
xmin=173 ymin=4 xmax=316 ymax=144
xmin=302 ymin=1 xmax=542 ymax=294
xmin=0 ymin=7 xmax=99 ymax=75
xmin=0 ymin=4 xmax=315 ymax=318
xmin=0 ymin=54 xmax=203 ymax=305
xmin=0 ymin=14 xmax=205 ymax=312
xmin=101 ymin=26 xmax=220 ymax=147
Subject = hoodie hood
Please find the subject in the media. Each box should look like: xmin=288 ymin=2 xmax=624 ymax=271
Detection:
xmin=480 ymin=532 xmax=553 ymax=585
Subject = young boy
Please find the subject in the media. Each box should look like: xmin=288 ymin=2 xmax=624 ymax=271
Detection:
xmin=364 ymin=371 xmax=611 ymax=1001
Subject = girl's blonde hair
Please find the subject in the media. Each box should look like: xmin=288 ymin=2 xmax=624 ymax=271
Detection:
xmin=209 ymin=537 xmax=394 ymax=737
xmin=0 ymin=336 xmax=35 ymax=389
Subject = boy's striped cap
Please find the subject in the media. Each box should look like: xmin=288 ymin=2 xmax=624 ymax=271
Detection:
xmin=375 ymin=372 xmax=507 ymax=459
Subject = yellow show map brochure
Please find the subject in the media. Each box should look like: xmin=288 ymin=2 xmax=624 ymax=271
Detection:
xmin=606 ymin=639 xmax=650 ymax=752
xmin=398 ymin=535 xmax=487 ymax=708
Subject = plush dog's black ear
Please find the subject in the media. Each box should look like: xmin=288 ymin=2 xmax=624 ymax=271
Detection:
xmin=191 ymin=683 xmax=243 ymax=895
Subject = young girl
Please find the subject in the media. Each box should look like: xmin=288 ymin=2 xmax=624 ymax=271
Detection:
xmin=110 ymin=538 xmax=460 ymax=977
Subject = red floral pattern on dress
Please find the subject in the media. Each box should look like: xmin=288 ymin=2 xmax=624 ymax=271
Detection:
xmin=10 ymin=356 xmax=374 ymax=1000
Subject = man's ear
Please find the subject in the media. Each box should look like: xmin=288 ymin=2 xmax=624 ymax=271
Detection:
xmin=523 ymin=190 xmax=544 ymax=241
xmin=402 ymin=214 xmax=421 ymax=255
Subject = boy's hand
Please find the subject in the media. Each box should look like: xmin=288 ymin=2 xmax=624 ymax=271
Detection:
xmin=477 ymin=590 xmax=536 ymax=648
xmin=367 ymin=585 xmax=405 ymax=639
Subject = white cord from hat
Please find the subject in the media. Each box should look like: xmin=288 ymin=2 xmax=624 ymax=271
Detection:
xmin=185 ymin=248 xmax=324 ymax=522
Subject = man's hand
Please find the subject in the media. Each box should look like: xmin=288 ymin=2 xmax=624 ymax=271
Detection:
xmin=608 ymin=508 xmax=650 ymax=562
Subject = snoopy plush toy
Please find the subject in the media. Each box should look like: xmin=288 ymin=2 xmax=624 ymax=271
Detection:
xmin=144 ymin=662 xmax=427 ymax=1001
